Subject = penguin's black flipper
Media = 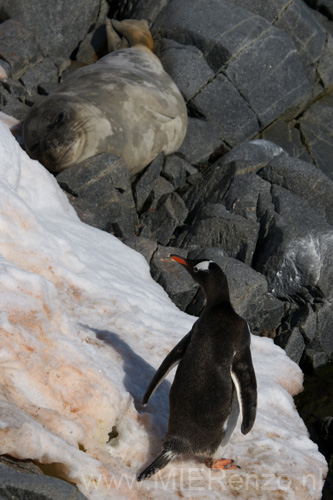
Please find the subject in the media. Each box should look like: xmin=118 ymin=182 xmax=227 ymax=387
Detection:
xmin=142 ymin=329 xmax=193 ymax=405
xmin=231 ymin=346 xmax=257 ymax=435
xmin=137 ymin=449 xmax=176 ymax=481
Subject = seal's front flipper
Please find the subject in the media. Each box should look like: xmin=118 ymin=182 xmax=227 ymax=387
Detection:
xmin=106 ymin=18 xmax=129 ymax=52
xmin=142 ymin=329 xmax=193 ymax=405
xmin=111 ymin=19 xmax=153 ymax=50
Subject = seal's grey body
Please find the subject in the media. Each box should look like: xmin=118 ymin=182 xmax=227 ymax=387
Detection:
xmin=23 ymin=20 xmax=187 ymax=175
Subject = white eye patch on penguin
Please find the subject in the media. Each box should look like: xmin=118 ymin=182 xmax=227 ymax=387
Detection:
xmin=193 ymin=260 xmax=213 ymax=272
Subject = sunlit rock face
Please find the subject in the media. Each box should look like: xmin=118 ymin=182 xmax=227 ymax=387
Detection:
xmin=0 ymin=120 xmax=327 ymax=499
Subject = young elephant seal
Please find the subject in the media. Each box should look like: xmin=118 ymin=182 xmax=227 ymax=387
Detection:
xmin=23 ymin=19 xmax=188 ymax=176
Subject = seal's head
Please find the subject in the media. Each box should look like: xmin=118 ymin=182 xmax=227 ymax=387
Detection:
xmin=23 ymin=94 xmax=100 ymax=173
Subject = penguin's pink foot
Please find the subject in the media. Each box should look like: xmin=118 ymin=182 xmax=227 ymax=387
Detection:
xmin=205 ymin=458 xmax=240 ymax=470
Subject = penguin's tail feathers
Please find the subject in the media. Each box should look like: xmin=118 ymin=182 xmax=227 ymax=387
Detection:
xmin=137 ymin=449 xmax=177 ymax=481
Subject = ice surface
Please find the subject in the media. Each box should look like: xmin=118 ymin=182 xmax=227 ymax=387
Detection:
xmin=0 ymin=120 xmax=327 ymax=499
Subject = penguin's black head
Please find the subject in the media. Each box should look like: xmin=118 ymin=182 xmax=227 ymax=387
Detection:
xmin=170 ymin=254 xmax=230 ymax=303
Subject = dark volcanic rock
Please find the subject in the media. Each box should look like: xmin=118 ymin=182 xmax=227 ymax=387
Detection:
xmin=310 ymin=301 xmax=333 ymax=357
xmin=275 ymin=327 xmax=305 ymax=364
xmin=220 ymin=257 xmax=284 ymax=334
xmin=182 ymin=140 xmax=282 ymax=216
xmin=19 ymin=58 xmax=59 ymax=96
xmin=273 ymin=0 xmax=326 ymax=87
xmin=155 ymin=0 xmax=313 ymax=143
xmin=159 ymin=39 xmax=214 ymax=101
xmin=298 ymin=93 xmax=333 ymax=181
xmin=57 ymin=153 xmax=137 ymax=237
xmin=189 ymin=73 xmax=259 ymax=147
xmin=0 ymin=79 xmax=28 ymax=102
xmin=1 ymin=0 xmax=100 ymax=59
xmin=146 ymin=176 xmax=175 ymax=211
xmin=219 ymin=139 xmax=286 ymax=170
xmin=294 ymin=362 xmax=333 ymax=497
xmin=175 ymin=203 xmax=259 ymax=266
xmin=161 ymin=155 xmax=188 ymax=190
xmin=180 ymin=139 xmax=333 ymax=368
xmin=0 ymin=81 xmax=30 ymax=121
xmin=0 ymin=461 xmax=88 ymax=500
xmin=232 ymin=0 xmax=327 ymax=86
xmin=299 ymin=305 xmax=317 ymax=343
xmin=128 ymin=137 xmax=333 ymax=371
xmin=115 ymin=0 xmax=168 ymax=24
xmin=259 ymin=150 xmax=333 ymax=225
xmin=301 ymin=348 xmax=329 ymax=373
xmin=140 ymin=192 xmax=188 ymax=245
xmin=183 ymin=160 xmax=236 ymax=215
xmin=260 ymin=120 xmax=313 ymax=164
xmin=202 ymin=140 xmax=333 ymax=369
xmin=177 ymin=117 xmax=223 ymax=166
xmin=0 ymin=456 xmax=43 ymax=475
xmin=155 ymin=0 xmax=271 ymax=71
xmin=317 ymin=34 xmax=333 ymax=89
xmin=229 ymin=0 xmax=332 ymax=91
xmin=305 ymin=0 xmax=333 ymax=21
xmin=150 ymin=246 xmax=198 ymax=311
xmin=133 ymin=154 xmax=164 ymax=212
xmin=122 ymin=236 xmax=157 ymax=263
xmin=224 ymin=25 xmax=311 ymax=127
xmin=208 ymin=141 xmax=333 ymax=310
xmin=223 ymin=173 xmax=271 ymax=222
xmin=229 ymin=0 xmax=292 ymax=22
xmin=0 ymin=20 xmax=43 ymax=79
xmin=254 ymin=184 xmax=333 ymax=302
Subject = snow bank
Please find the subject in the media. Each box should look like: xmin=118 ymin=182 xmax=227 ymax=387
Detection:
xmin=0 ymin=121 xmax=327 ymax=499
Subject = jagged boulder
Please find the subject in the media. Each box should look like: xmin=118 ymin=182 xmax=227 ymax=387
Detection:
xmin=0 ymin=20 xmax=43 ymax=79
xmin=57 ymin=153 xmax=138 ymax=237
xmin=298 ymin=94 xmax=333 ymax=181
xmin=1 ymin=0 xmax=101 ymax=59
xmin=0 ymin=457 xmax=88 ymax=500
xmin=154 ymin=0 xmax=313 ymax=146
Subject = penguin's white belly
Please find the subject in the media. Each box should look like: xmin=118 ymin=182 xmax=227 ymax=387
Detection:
xmin=213 ymin=388 xmax=240 ymax=456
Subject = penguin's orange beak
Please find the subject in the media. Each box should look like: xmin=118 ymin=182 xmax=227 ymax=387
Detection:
xmin=170 ymin=255 xmax=188 ymax=266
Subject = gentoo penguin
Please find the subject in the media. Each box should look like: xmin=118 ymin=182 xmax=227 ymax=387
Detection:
xmin=137 ymin=255 xmax=257 ymax=481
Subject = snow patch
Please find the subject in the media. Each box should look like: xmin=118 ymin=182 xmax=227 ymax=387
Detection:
xmin=0 ymin=120 xmax=327 ymax=499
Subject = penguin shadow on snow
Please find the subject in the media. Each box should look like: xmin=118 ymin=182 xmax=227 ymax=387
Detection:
xmin=81 ymin=325 xmax=172 ymax=457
